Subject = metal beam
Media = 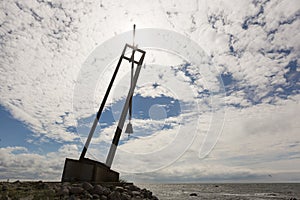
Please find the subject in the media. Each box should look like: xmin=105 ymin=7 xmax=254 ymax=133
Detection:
xmin=79 ymin=45 xmax=127 ymax=160
xmin=106 ymin=53 xmax=145 ymax=167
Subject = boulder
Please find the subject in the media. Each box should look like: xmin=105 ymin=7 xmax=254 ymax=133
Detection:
xmin=69 ymin=195 xmax=80 ymax=200
xmin=190 ymin=193 xmax=197 ymax=196
xmin=120 ymin=193 xmax=131 ymax=200
xmin=132 ymin=191 xmax=141 ymax=197
xmin=141 ymin=188 xmax=152 ymax=198
xmin=125 ymin=185 xmax=139 ymax=191
xmin=108 ymin=191 xmax=121 ymax=200
xmin=69 ymin=186 xmax=84 ymax=194
xmin=151 ymin=196 xmax=159 ymax=200
xmin=115 ymin=186 xmax=125 ymax=193
xmin=82 ymin=182 xmax=93 ymax=192
xmin=102 ymin=188 xmax=111 ymax=196
xmin=93 ymin=185 xmax=104 ymax=195
xmin=57 ymin=186 xmax=69 ymax=196
xmin=100 ymin=195 xmax=108 ymax=200
xmin=92 ymin=194 xmax=100 ymax=199
xmin=2 ymin=185 xmax=8 ymax=191
xmin=1 ymin=195 xmax=11 ymax=200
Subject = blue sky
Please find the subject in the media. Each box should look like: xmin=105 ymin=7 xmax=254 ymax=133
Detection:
xmin=0 ymin=0 xmax=300 ymax=182
xmin=0 ymin=105 xmax=65 ymax=154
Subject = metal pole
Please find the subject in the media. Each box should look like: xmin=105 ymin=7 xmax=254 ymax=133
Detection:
xmin=129 ymin=25 xmax=135 ymax=123
xmin=106 ymin=54 xmax=145 ymax=167
xmin=79 ymin=45 xmax=128 ymax=160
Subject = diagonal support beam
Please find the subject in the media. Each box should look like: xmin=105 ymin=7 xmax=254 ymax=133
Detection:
xmin=106 ymin=53 xmax=145 ymax=168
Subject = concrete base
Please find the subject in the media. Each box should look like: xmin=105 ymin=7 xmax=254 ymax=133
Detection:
xmin=61 ymin=158 xmax=119 ymax=183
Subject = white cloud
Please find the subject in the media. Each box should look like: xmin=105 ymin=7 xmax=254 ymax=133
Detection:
xmin=0 ymin=144 xmax=80 ymax=181
xmin=119 ymin=95 xmax=300 ymax=182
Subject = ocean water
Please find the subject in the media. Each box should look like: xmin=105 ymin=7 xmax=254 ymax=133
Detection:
xmin=137 ymin=183 xmax=300 ymax=200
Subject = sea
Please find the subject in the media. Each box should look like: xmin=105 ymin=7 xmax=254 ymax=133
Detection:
xmin=137 ymin=183 xmax=300 ymax=200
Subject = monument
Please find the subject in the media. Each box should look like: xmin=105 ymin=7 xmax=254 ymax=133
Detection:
xmin=62 ymin=25 xmax=146 ymax=182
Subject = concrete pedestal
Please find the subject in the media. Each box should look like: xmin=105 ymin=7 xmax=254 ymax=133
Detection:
xmin=61 ymin=158 xmax=119 ymax=183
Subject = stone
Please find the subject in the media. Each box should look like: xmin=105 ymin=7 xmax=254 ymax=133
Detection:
xmin=115 ymin=186 xmax=125 ymax=193
xmin=190 ymin=193 xmax=197 ymax=196
xmin=151 ymin=196 xmax=159 ymax=200
xmin=37 ymin=182 xmax=48 ymax=189
xmin=131 ymin=197 xmax=142 ymax=200
xmin=126 ymin=190 xmax=133 ymax=196
xmin=132 ymin=191 xmax=141 ymax=197
xmin=141 ymin=188 xmax=152 ymax=198
xmin=2 ymin=185 xmax=8 ymax=191
xmin=1 ymin=195 xmax=11 ymax=200
xmin=57 ymin=186 xmax=69 ymax=196
xmin=108 ymin=191 xmax=121 ymax=200
xmin=82 ymin=182 xmax=93 ymax=192
xmin=120 ymin=193 xmax=131 ymax=200
xmin=102 ymin=188 xmax=111 ymax=196
xmin=125 ymin=185 xmax=139 ymax=191
xmin=50 ymin=188 xmax=57 ymax=195
xmin=69 ymin=195 xmax=80 ymax=200
xmin=69 ymin=186 xmax=84 ymax=194
xmin=84 ymin=193 xmax=93 ymax=199
xmin=100 ymin=195 xmax=108 ymax=200
xmin=93 ymin=185 xmax=104 ymax=195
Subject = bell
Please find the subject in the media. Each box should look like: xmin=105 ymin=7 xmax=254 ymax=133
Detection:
xmin=125 ymin=122 xmax=133 ymax=134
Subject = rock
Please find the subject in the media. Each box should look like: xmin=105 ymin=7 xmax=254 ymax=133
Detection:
xmin=190 ymin=193 xmax=197 ymax=196
xmin=108 ymin=191 xmax=121 ymax=200
xmin=100 ymin=195 xmax=108 ymax=200
xmin=151 ymin=196 xmax=159 ymax=200
xmin=82 ymin=182 xmax=93 ymax=192
xmin=102 ymin=188 xmax=111 ymax=196
xmin=120 ymin=193 xmax=131 ymax=200
xmin=62 ymin=182 xmax=71 ymax=186
xmin=84 ymin=193 xmax=93 ymax=199
xmin=57 ymin=186 xmax=69 ymax=196
xmin=125 ymin=185 xmax=139 ymax=191
xmin=141 ymin=188 xmax=152 ymax=198
xmin=37 ymin=182 xmax=48 ymax=189
xmin=48 ymin=188 xmax=56 ymax=194
xmin=93 ymin=185 xmax=104 ymax=195
xmin=115 ymin=186 xmax=125 ymax=193
xmin=69 ymin=186 xmax=84 ymax=194
xmin=2 ymin=185 xmax=8 ymax=191
xmin=131 ymin=196 xmax=142 ymax=200
xmin=126 ymin=190 xmax=133 ymax=196
xmin=132 ymin=191 xmax=141 ymax=197
xmin=1 ymin=195 xmax=11 ymax=200
xmin=69 ymin=195 xmax=80 ymax=200
xmin=92 ymin=194 xmax=99 ymax=199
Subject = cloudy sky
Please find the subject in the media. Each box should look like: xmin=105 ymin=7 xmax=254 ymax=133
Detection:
xmin=0 ymin=0 xmax=299 ymax=182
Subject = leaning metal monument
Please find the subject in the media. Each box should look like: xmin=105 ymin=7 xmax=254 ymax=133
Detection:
xmin=62 ymin=25 xmax=146 ymax=182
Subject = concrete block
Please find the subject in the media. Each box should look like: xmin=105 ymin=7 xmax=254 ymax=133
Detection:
xmin=61 ymin=158 xmax=119 ymax=183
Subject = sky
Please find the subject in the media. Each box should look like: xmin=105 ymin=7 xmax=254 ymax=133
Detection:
xmin=0 ymin=0 xmax=299 ymax=182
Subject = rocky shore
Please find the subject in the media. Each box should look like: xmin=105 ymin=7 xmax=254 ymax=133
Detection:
xmin=0 ymin=181 xmax=159 ymax=200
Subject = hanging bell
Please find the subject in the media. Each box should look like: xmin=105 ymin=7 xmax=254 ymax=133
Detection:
xmin=125 ymin=122 xmax=133 ymax=134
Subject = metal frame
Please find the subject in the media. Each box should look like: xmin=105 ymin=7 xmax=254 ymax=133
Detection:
xmin=79 ymin=44 xmax=146 ymax=168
